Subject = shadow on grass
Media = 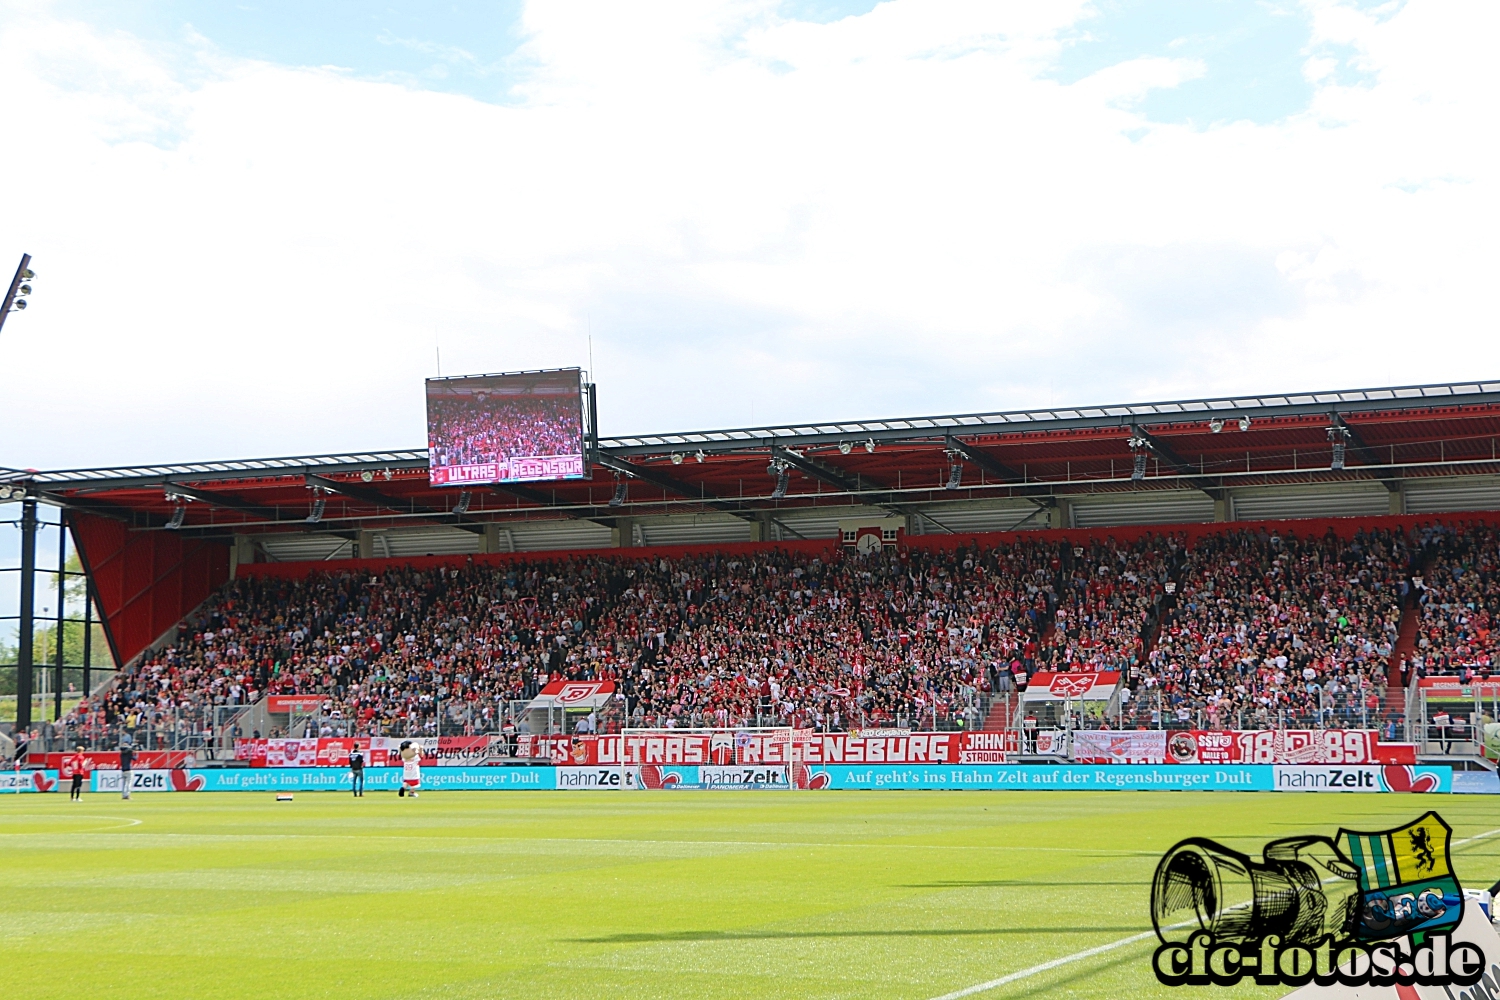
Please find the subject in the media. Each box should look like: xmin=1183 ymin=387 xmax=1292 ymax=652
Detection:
xmin=568 ymin=927 xmax=1152 ymax=944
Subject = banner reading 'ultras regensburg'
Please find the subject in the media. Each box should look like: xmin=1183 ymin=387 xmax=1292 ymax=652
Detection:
xmin=426 ymin=369 xmax=586 ymax=487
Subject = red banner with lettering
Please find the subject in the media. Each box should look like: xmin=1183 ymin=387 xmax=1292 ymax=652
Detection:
xmin=29 ymin=750 xmax=193 ymax=774
xmin=1068 ymin=729 xmax=1416 ymax=765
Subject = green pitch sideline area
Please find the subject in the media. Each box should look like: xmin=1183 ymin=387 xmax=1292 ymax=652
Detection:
xmin=3 ymin=791 xmax=1498 ymax=999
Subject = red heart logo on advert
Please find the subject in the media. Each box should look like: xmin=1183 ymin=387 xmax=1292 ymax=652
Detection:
xmin=638 ymin=764 xmax=663 ymax=790
xmin=1383 ymin=765 xmax=1437 ymax=793
xmin=169 ymin=770 xmax=205 ymax=792
xmin=808 ymin=772 xmax=830 ymax=790
xmin=32 ymin=772 xmax=56 ymax=792
xmin=660 ymin=771 xmax=680 ymax=787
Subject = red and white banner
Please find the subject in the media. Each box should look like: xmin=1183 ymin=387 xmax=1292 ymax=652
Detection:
xmin=1022 ymin=672 xmax=1121 ymax=702
xmin=526 ymin=680 xmax=616 ymax=709
xmin=515 ymin=734 xmax=572 ymax=762
xmin=266 ymin=695 xmax=325 ymax=713
xmin=562 ymin=732 xmax=1013 ymax=766
xmin=957 ymin=732 xmax=1018 ymax=763
xmin=1071 ymin=730 xmax=1167 ymax=764
xmin=265 ymin=739 xmax=319 ymax=767
xmin=1418 ymin=677 xmax=1500 ymax=697
xmin=367 ymin=737 xmax=436 ymax=766
xmin=1065 ymin=729 xmax=1417 ymax=765
xmin=430 ymin=455 xmax=584 ymax=486
xmin=29 ymin=750 xmax=193 ymax=774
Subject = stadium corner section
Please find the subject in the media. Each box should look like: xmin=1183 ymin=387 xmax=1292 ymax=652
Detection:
xmin=62 ymin=762 xmax=1455 ymax=794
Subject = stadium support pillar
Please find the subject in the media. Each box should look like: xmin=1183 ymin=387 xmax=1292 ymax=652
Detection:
xmin=15 ymin=497 xmax=37 ymax=731
xmin=611 ymin=517 xmax=636 ymax=548
xmin=1213 ymin=496 xmax=1230 ymax=522
xmin=750 ymin=511 xmax=771 ymax=543
xmin=479 ymin=523 xmax=501 ymax=554
xmin=355 ymin=529 xmax=376 ymax=559
xmin=229 ymin=534 xmax=256 ymax=577
xmin=1389 ymin=484 xmax=1405 ymax=515
xmin=1048 ymin=499 xmax=1071 ymax=530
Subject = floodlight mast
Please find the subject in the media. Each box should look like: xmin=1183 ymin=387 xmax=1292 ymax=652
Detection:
xmin=0 ymin=253 xmax=33 ymax=338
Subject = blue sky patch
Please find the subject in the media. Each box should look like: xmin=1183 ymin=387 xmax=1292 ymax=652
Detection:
xmin=1053 ymin=0 xmax=1356 ymax=127
xmin=60 ymin=0 xmax=530 ymax=101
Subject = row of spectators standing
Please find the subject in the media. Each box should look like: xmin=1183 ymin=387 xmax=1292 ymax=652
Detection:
xmin=61 ymin=520 xmax=1500 ymax=743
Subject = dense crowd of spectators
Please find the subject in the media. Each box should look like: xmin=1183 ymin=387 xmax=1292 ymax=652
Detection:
xmin=1040 ymin=534 xmax=1178 ymax=673
xmin=1409 ymin=522 xmax=1500 ymax=678
xmin=68 ymin=540 xmax=1061 ymax=742
xmin=428 ymin=394 xmax=581 ymax=467
xmin=1135 ymin=526 xmax=1408 ymax=729
xmin=65 ymin=519 xmax=1500 ymax=748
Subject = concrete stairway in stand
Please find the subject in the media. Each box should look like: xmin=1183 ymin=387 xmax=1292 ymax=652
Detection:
xmin=1382 ymin=598 xmax=1421 ymax=723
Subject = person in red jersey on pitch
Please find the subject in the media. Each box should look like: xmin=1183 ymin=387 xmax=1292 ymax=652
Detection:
xmin=64 ymin=745 xmax=89 ymax=801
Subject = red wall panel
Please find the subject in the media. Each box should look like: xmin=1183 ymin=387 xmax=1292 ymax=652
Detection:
xmin=69 ymin=514 xmax=231 ymax=667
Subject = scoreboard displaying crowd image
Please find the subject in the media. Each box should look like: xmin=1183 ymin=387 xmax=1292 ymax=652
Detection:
xmin=426 ymin=369 xmax=587 ymax=486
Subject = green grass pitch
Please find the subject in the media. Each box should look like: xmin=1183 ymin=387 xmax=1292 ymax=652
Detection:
xmin=3 ymin=790 xmax=1498 ymax=999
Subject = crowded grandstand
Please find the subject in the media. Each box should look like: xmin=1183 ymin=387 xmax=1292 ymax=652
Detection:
xmin=35 ymin=517 xmax=1500 ymax=755
xmin=7 ymin=380 xmax=1500 ymax=763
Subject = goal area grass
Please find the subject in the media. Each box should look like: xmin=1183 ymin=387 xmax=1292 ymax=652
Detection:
xmin=3 ymin=789 xmax=1497 ymax=999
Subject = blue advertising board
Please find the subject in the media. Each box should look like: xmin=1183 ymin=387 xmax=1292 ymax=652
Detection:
xmin=82 ymin=763 xmax=1452 ymax=793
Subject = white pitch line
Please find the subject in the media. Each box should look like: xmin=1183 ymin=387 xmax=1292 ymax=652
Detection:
xmin=927 ymin=826 xmax=1500 ymax=1000
xmin=927 ymin=930 xmax=1157 ymax=1000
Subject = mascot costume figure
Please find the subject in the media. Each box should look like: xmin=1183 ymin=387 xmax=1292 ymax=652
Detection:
xmin=398 ymin=740 xmax=421 ymax=798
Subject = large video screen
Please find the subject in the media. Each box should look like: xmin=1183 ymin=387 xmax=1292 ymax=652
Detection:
xmin=426 ymin=369 xmax=586 ymax=486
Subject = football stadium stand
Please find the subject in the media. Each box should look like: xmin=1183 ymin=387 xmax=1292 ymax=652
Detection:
xmin=8 ymin=379 xmax=1500 ymax=757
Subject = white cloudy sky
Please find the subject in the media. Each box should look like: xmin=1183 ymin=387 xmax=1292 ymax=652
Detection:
xmin=0 ymin=0 xmax=1493 ymax=471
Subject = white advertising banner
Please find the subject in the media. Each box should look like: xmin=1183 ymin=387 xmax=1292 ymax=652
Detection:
xmin=1072 ymin=730 xmax=1169 ymax=764
xmin=92 ymin=769 xmax=206 ymax=793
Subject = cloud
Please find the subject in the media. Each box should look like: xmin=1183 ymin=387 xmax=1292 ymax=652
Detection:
xmin=0 ymin=0 xmax=1494 ymax=469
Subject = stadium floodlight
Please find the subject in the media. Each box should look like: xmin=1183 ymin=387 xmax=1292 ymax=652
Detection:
xmin=1238 ymin=416 xmax=1252 ymax=432
xmin=839 ymin=441 xmax=852 ymax=455
xmin=361 ymin=471 xmax=374 ymax=482
xmin=1209 ymin=419 xmax=1224 ymax=433
xmin=453 ymin=491 xmax=472 ymax=515
xmin=1 ymin=254 xmax=33 ymax=337
xmin=306 ymin=487 xmax=328 ymax=524
xmin=1126 ymin=436 xmax=1149 ymax=481
xmin=382 ymin=469 xmax=392 ymax=480
xmin=609 ymin=478 xmax=627 ymax=507
xmin=671 ymin=453 xmax=684 ymax=465
xmin=944 ymin=450 xmax=963 ymax=490
xmin=865 ymin=439 xmax=876 ymax=453
xmin=1328 ymin=425 xmax=1351 ymax=470
xmin=769 ymin=463 xmax=790 ymax=500
xmin=695 ymin=450 xmax=705 ymax=463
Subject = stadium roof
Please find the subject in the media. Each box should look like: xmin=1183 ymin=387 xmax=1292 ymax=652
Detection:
xmin=8 ymin=379 xmax=1500 ymax=545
